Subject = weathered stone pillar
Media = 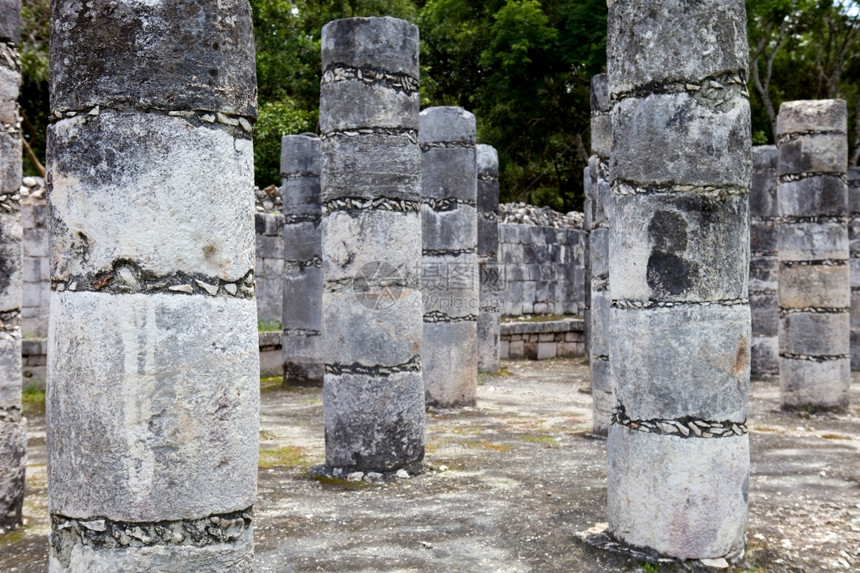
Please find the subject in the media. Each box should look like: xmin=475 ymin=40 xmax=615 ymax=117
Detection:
xmin=281 ymin=134 xmax=323 ymax=386
xmin=589 ymin=73 xmax=612 ymax=436
xmin=47 ymin=2 xmax=259 ymax=570
xmin=607 ymin=0 xmax=751 ymax=558
xmin=477 ymin=144 xmax=501 ymax=374
xmin=777 ymin=99 xmax=850 ymax=410
xmin=750 ymin=145 xmax=780 ymax=378
xmin=0 ymin=0 xmax=25 ymax=535
xmin=847 ymin=166 xmax=860 ymax=369
xmin=421 ymin=106 xmax=478 ymax=406
xmin=320 ymin=17 xmax=424 ymax=472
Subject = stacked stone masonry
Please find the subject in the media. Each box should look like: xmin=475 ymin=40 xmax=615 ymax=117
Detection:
xmin=420 ymin=107 xmax=479 ymax=407
xmin=476 ymin=144 xmax=501 ymax=373
xmin=0 ymin=0 xmax=25 ymax=535
xmin=320 ymin=17 xmax=425 ymax=473
xmin=607 ymin=0 xmax=751 ymax=559
xmin=849 ymin=167 xmax=860 ymax=369
xmin=589 ymin=73 xmax=612 ymax=436
xmin=255 ymin=212 xmax=284 ymax=330
xmin=776 ymin=99 xmax=850 ymax=411
xmin=46 ymin=1 xmax=260 ymax=570
xmin=281 ymin=134 xmax=324 ymax=386
xmin=750 ymin=146 xmax=779 ymax=378
xmin=499 ymin=317 xmax=585 ymax=360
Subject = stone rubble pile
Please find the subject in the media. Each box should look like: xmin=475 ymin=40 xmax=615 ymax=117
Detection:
xmin=499 ymin=202 xmax=584 ymax=229
xmin=255 ymin=184 xmax=283 ymax=214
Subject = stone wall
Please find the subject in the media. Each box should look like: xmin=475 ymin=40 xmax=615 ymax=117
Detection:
xmin=499 ymin=317 xmax=585 ymax=360
xmin=497 ymin=205 xmax=586 ymax=317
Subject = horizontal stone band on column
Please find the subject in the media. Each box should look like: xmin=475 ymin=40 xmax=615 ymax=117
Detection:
xmin=423 ymin=311 xmax=479 ymax=323
xmin=779 ymin=307 xmax=849 ymax=315
xmin=51 ymin=508 xmax=253 ymax=552
xmin=321 ymin=64 xmax=419 ymax=94
xmin=422 ymin=248 xmax=477 ymax=256
xmin=51 ymin=267 xmax=254 ymax=298
xmin=325 ymin=355 xmax=421 ymax=376
xmin=0 ymin=309 xmax=20 ymax=331
xmin=322 ymin=197 xmax=421 ymax=215
xmin=776 ymin=130 xmax=846 ymax=145
xmin=49 ymin=107 xmax=253 ymax=139
xmin=419 ymin=141 xmax=474 ymax=151
xmin=610 ymin=71 xmax=748 ymax=104
xmin=612 ymin=298 xmax=748 ymax=309
xmin=781 ymin=259 xmax=848 ymax=267
xmin=320 ymin=127 xmax=418 ymax=143
xmin=0 ymin=406 xmax=21 ymax=423
xmin=612 ymin=181 xmax=748 ymax=198
xmin=612 ymin=406 xmax=748 ymax=438
xmin=423 ymin=197 xmax=477 ymax=211
xmin=780 ymin=353 xmax=849 ymax=361
xmin=283 ymin=329 xmax=321 ymax=337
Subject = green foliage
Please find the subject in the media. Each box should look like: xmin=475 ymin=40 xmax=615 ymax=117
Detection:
xmin=19 ymin=0 xmax=50 ymax=176
xmin=254 ymin=99 xmax=315 ymax=187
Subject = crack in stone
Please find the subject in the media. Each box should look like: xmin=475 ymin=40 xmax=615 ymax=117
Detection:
xmin=776 ymin=130 xmax=847 ymax=145
xmin=49 ymin=107 xmax=254 ymax=140
xmin=322 ymin=63 xmax=419 ymax=95
xmin=423 ymin=197 xmax=476 ymax=212
xmin=52 ymin=261 xmax=255 ymax=299
xmin=325 ymin=355 xmax=421 ymax=376
xmin=423 ymin=311 xmax=478 ymax=323
xmin=0 ymin=407 xmax=22 ymax=423
xmin=612 ymin=180 xmax=748 ymax=198
xmin=780 ymin=352 xmax=849 ymax=362
xmin=611 ymin=70 xmax=749 ymax=112
xmin=322 ymin=196 xmax=421 ymax=215
xmin=320 ymin=127 xmax=418 ymax=144
xmin=283 ymin=329 xmax=321 ymax=337
xmin=612 ymin=404 xmax=747 ymax=439
xmin=50 ymin=507 xmax=253 ymax=568
xmin=419 ymin=141 xmax=475 ymax=151
xmin=612 ymin=298 xmax=748 ymax=309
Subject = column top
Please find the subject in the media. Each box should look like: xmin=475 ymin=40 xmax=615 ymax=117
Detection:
xmin=321 ymin=17 xmax=419 ymax=77
xmin=777 ymin=99 xmax=847 ymax=136
xmin=419 ymin=106 xmax=476 ymax=144
xmin=477 ymin=144 xmax=499 ymax=179
xmin=590 ymin=74 xmax=610 ymax=114
xmin=281 ymin=134 xmax=321 ymax=177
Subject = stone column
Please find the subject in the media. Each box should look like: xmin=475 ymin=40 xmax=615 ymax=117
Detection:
xmin=47 ymin=2 xmax=259 ymax=570
xmin=589 ymin=73 xmax=612 ymax=436
xmin=320 ymin=17 xmax=424 ymax=472
xmin=750 ymin=145 xmax=780 ymax=378
xmin=477 ymin=144 xmax=501 ymax=374
xmin=421 ymin=106 xmax=478 ymax=406
xmin=777 ymin=99 xmax=850 ymax=411
xmin=0 ymin=0 xmax=25 ymax=535
xmin=848 ymin=166 xmax=860 ymax=369
xmin=607 ymin=0 xmax=751 ymax=558
xmin=281 ymin=135 xmax=323 ymax=386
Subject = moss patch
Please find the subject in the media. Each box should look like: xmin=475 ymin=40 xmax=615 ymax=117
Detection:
xmin=259 ymin=445 xmax=311 ymax=469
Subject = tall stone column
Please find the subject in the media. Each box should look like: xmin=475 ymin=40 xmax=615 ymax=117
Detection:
xmin=0 ymin=0 xmax=25 ymax=535
xmin=47 ymin=2 xmax=259 ymax=570
xmin=589 ymin=73 xmax=612 ymax=436
xmin=848 ymin=166 xmax=860 ymax=369
xmin=421 ymin=106 xmax=478 ymax=407
xmin=777 ymin=99 xmax=850 ymax=411
xmin=607 ymin=0 xmax=751 ymax=558
xmin=281 ymin=135 xmax=323 ymax=386
xmin=320 ymin=17 xmax=425 ymax=472
xmin=750 ymin=145 xmax=780 ymax=377
xmin=477 ymin=144 xmax=501 ymax=374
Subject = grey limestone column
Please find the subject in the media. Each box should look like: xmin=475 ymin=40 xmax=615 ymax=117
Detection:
xmin=281 ymin=135 xmax=323 ymax=386
xmin=607 ymin=0 xmax=751 ymax=558
xmin=421 ymin=106 xmax=478 ymax=407
xmin=47 ymin=2 xmax=259 ymax=570
xmin=477 ymin=144 xmax=501 ymax=373
xmin=750 ymin=145 xmax=780 ymax=377
xmin=777 ymin=99 xmax=850 ymax=410
xmin=320 ymin=17 xmax=425 ymax=472
xmin=848 ymin=166 xmax=860 ymax=369
xmin=589 ymin=73 xmax=612 ymax=436
xmin=0 ymin=0 xmax=25 ymax=535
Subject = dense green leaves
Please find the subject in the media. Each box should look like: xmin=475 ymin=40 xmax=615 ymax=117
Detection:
xmin=16 ymin=1 xmax=860 ymax=208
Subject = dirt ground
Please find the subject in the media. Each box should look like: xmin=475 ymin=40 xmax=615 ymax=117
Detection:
xmin=1 ymin=358 xmax=858 ymax=572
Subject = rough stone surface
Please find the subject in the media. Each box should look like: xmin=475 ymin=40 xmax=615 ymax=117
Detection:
xmin=49 ymin=0 xmax=257 ymax=118
xmin=281 ymin=135 xmax=323 ymax=386
xmin=750 ymin=146 xmax=779 ymax=377
xmin=606 ymin=0 xmax=751 ymax=558
xmin=0 ymin=0 xmax=24 ymax=533
xmin=47 ymin=4 xmax=259 ymax=568
xmin=320 ymin=17 xmax=424 ymax=471
xmin=477 ymin=144 xmax=501 ymax=373
xmin=420 ymin=107 xmax=478 ymax=407
xmin=848 ymin=167 xmax=860 ymax=369
xmin=777 ymin=99 xmax=849 ymax=411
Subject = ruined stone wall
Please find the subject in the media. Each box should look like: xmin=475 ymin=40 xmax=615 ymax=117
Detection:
xmin=497 ymin=208 xmax=586 ymax=317
xmin=499 ymin=317 xmax=585 ymax=360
